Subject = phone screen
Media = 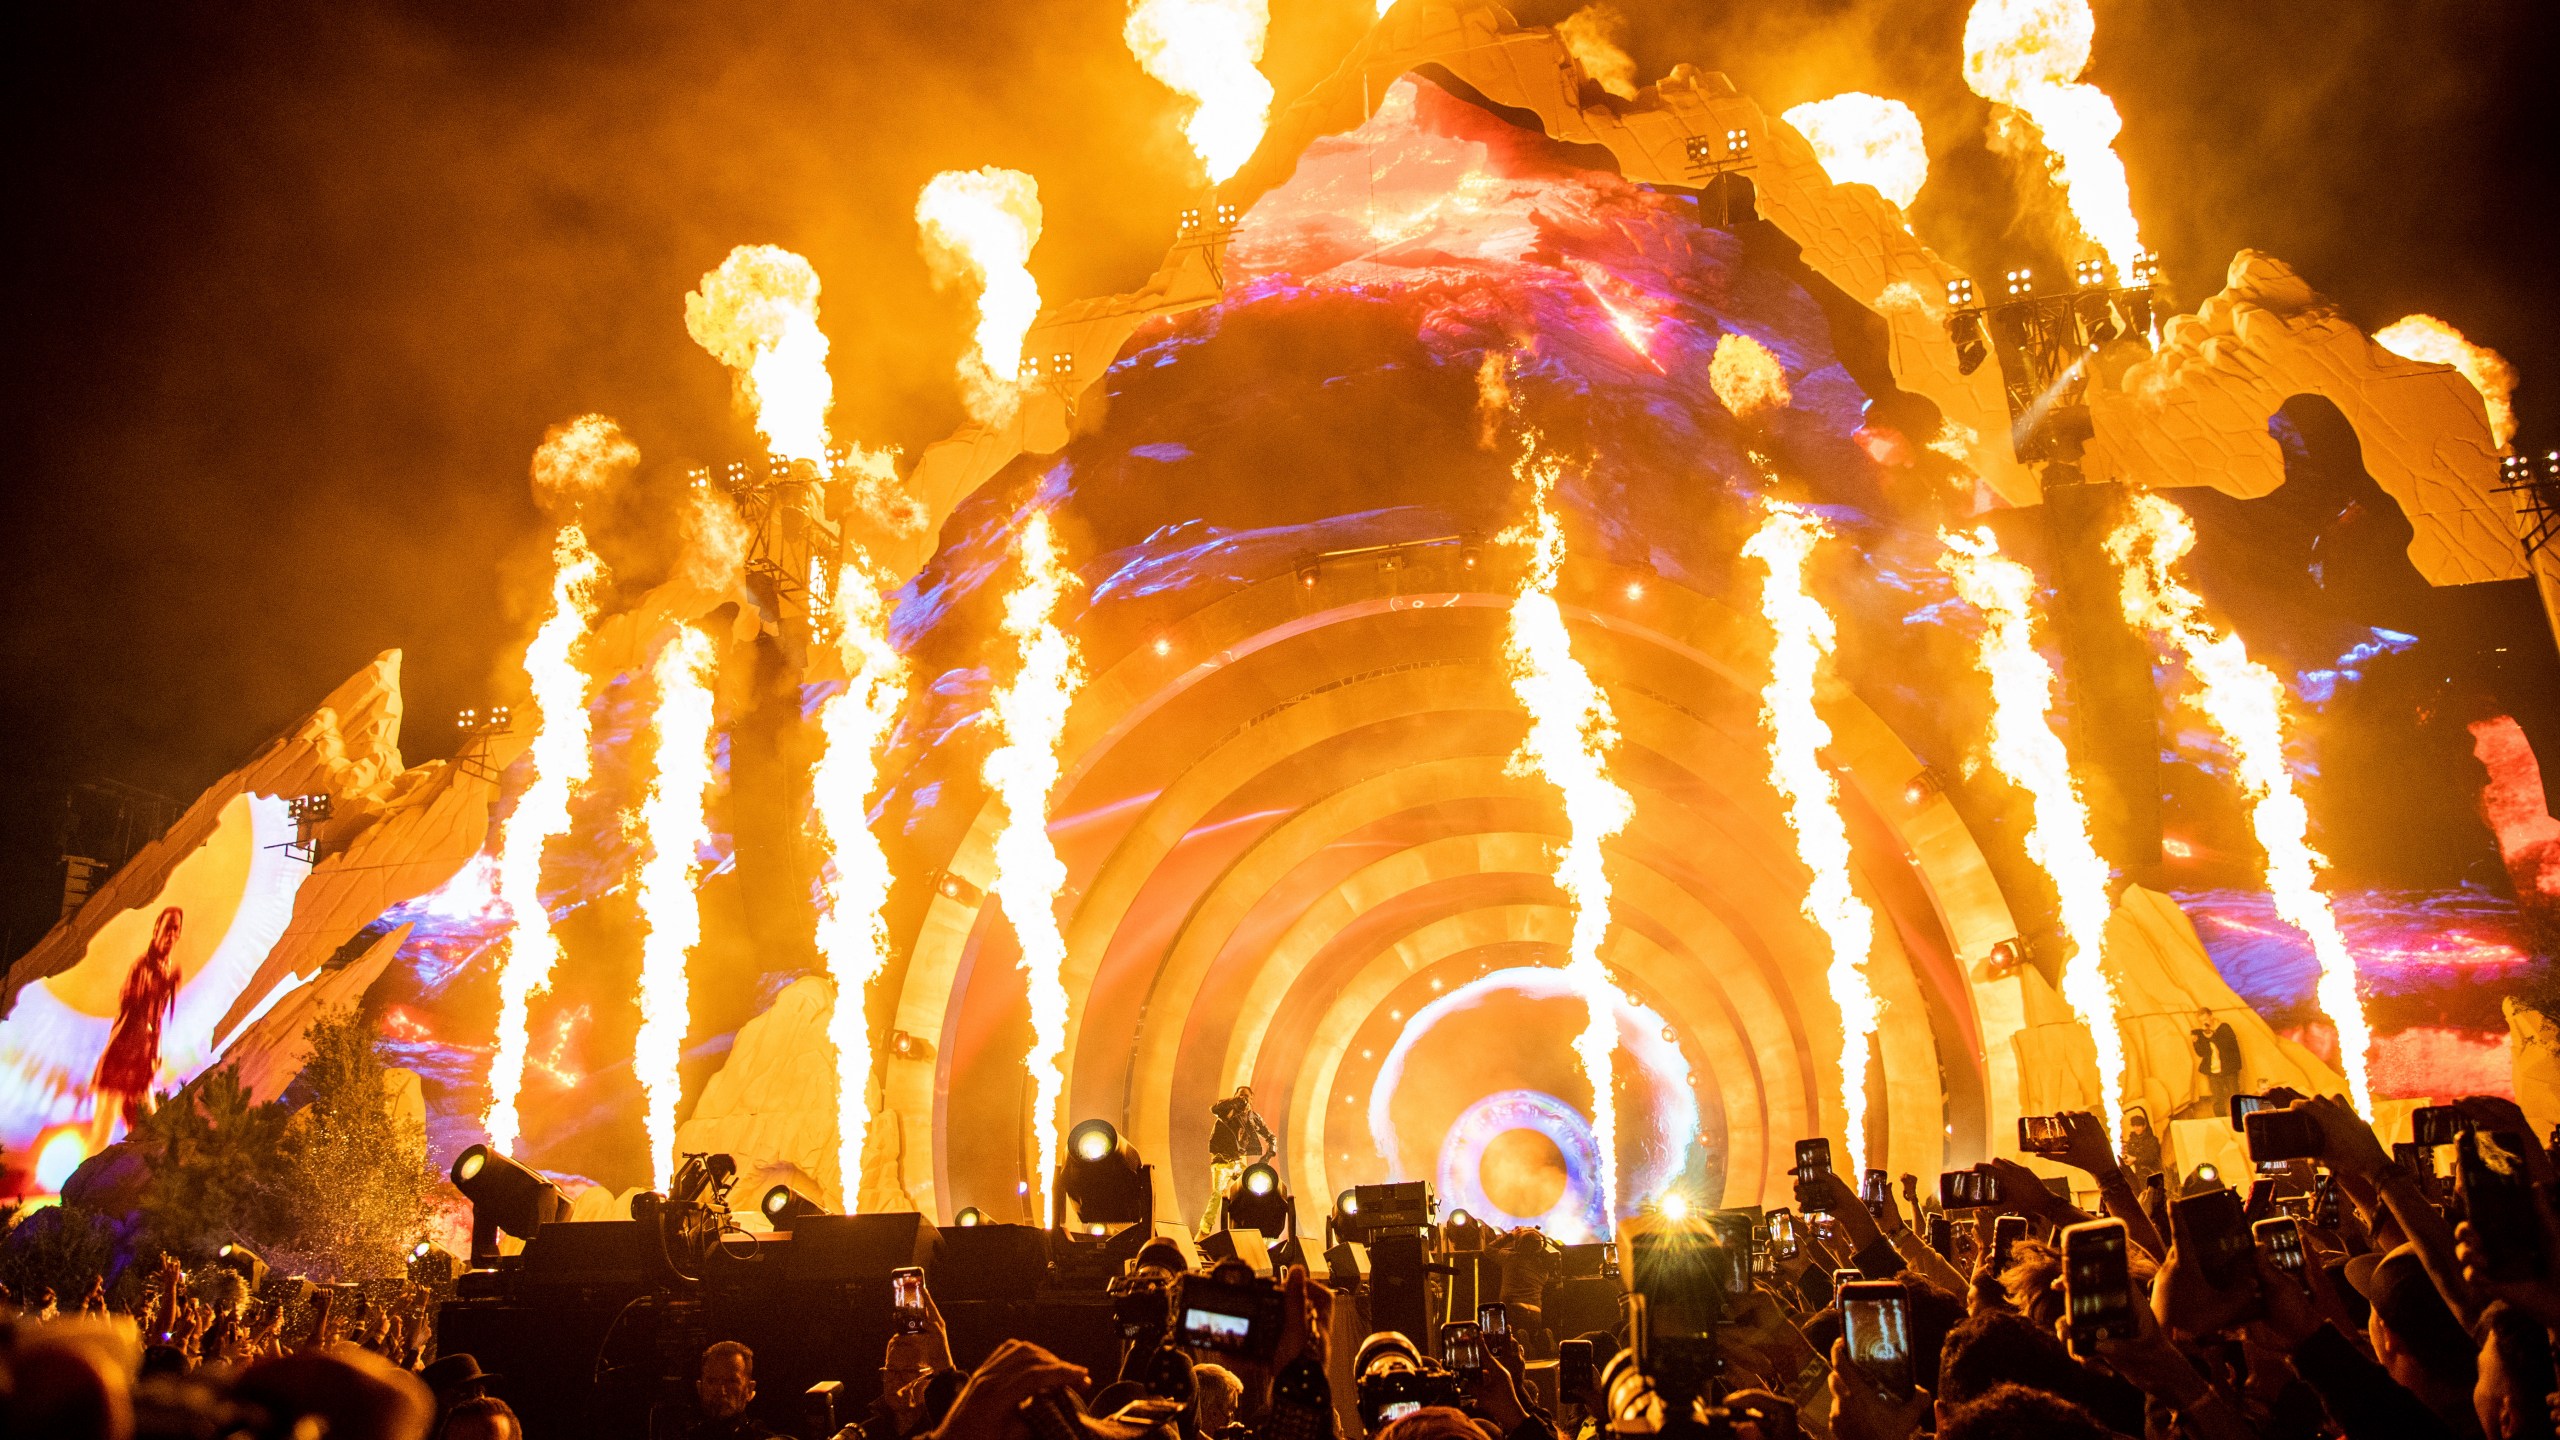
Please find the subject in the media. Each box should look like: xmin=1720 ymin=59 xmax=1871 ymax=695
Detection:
xmin=2062 ymin=1221 xmax=2134 ymax=1356
xmin=1442 ymin=1322 xmax=1484 ymax=1372
xmin=891 ymin=1268 xmax=928 ymax=1333
xmin=2019 ymin=1114 xmax=2071 ymax=1156
xmin=1838 ymin=1282 xmax=1914 ymax=1397
xmin=1992 ymin=1215 xmax=2027 ymax=1271
xmin=2411 ymin=1105 xmax=2464 ymax=1149
xmin=1558 ymin=1339 xmax=1596 ymax=1401
xmin=2227 ymin=1093 xmax=2269 ymax=1131
xmin=2458 ymin=1131 xmax=2545 ymax=1283
xmin=2254 ymin=1217 xmax=2307 ymax=1281
xmin=1477 ymin=1302 xmax=1508 ymax=1337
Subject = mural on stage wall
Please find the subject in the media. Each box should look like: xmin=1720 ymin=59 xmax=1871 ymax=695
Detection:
xmin=3 ymin=4 xmax=2555 ymax=1223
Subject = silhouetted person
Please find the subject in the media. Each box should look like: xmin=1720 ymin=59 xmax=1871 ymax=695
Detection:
xmin=688 ymin=1341 xmax=777 ymax=1440
xmin=2192 ymin=1009 xmax=2242 ymax=1113
xmin=91 ymin=906 xmax=183 ymax=1143
xmin=1199 ymin=1085 xmax=1275 ymax=1235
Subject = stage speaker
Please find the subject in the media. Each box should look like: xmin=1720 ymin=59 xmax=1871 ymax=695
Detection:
xmin=787 ymin=1212 xmax=940 ymax=1283
xmin=931 ymin=1223 xmax=1049 ymax=1300
xmin=516 ymin=1220 xmax=649 ymax=1288
xmin=1366 ymin=1229 xmax=1433 ymax=1351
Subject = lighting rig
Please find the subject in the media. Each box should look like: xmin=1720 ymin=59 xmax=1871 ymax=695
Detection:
xmin=1942 ymin=254 xmax=2158 ymax=463
xmin=691 ymin=452 xmax=851 ymax=630
xmin=1682 ymin=126 xmax=1756 ymax=228
xmin=452 ymin=705 xmax=514 ymax=784
xmin=1175 ymin=198 xmax=1243 ymax=289
xmin=281 ymin=794 xmax=333 ymax=866
xmin=2498 ymin=451 xmax=2560 ymax=562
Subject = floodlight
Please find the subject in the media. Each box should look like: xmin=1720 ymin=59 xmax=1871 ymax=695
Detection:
xmin=1224 ymin=1162 xmax=1291 ymax=1236
xmin=1443 ymin=1208 xmax=1488 ymax=1250
xmin=1058 ymin=1117 xmax=1152 ymax=1228
xmin=955 ymin=1206 xmax=988 ymax=1227
xmin=1724 ymin=128 xmax=1751 ymax=156
xmin=216 ymin=1242 xmax=270 ymax=1291
xmin=762 ymin=1183 xmax=829 ymax=1230
xmin=1946 ymin=277 xmax=1976 ymax=309
xmin=2003 ymin=267 xmax=2035 ymax=299
xmin=1947 ymin=314 xmax=1989 ymax=376
xmin=1243 ymin=1163 xmax=1278 ymax=1198
xmin=450 ymin=1143 xmax=571 ymax=1265
xmin=408 ymin=1240 xmax=465 ymax=1286
xmin=2073 ymin=258 xmax=2110 ymax=290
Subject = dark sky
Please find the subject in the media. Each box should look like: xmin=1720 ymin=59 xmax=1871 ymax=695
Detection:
xmin=2 ymin=0 xmax=2552 ymax=956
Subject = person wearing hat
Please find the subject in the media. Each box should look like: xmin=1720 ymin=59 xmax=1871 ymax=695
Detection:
xmin=2344 ymin=1244 xmax=2480 ymax=1434
xmin=1355 ymin=1331 xmax=1424 ymax=1378
xmin=2250 ymin=1234 xmax=2467 ymax=1440
xmin=421 ymin=1352 xmax=497 ymax=1431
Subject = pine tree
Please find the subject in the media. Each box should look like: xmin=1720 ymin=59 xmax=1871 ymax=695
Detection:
xmin=269 ymin=1005 xmax=437 ymax=1280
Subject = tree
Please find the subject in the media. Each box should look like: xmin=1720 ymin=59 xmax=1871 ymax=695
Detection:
xmin=129 ymin=1062 xmax=292 ymax=1262
xmin=0 ymin=1203 xmax=119 ymax=1303
xmin=268 ymin=1004 xmax=437 ymax=1280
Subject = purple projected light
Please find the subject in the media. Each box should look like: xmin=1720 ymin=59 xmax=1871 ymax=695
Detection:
xmin=1435 ymin=1088 xmax=1606 ymax=1237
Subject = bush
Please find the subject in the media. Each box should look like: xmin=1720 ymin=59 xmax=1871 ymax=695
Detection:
xmin=0 ymin=1203 xmax=121 ymax=1303
xmin=266 ymin=1005 xmax=438 ymax=1281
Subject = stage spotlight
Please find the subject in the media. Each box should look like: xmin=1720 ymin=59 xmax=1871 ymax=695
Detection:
xmin=216 ymin=1242 xmax=270 ymax=1292
xmin=2077 ymin=292 xmax=2122 ymax=345
xmin=955 ymin=1206 xmax=988 ymax=1227
xmin=2003 ymin=267 xmax=2035 ymax=299
xmin=1947 ymin=314 xmax=1989 ymax=376
xmin=1443 ymin=1208 xmax=1488 ymax=1250
xmin=2073 ymin=258 xmax=2110 ymax=290
xmin=1223 ymin=1162 xmax=1291 ymax=1236
xmin=1946 ymin=277 xmax=1976 ymax=309
xmin=408 ymin=1240 xmax=464 ymax=1286
xmin=450 ymin=1143 xmax=571 ymax=1265
xmin=761 ymin=1183 xmax=829 ymax=1230
xmin=1058 ymin=1118 xmax=1153 ymax=1229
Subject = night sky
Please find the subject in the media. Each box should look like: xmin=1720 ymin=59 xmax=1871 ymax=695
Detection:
xmin=2 ymin=0 xmax=2553 ymax=957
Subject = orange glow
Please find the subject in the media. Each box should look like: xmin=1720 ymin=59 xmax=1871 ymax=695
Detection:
xmin=1502 ymin=433 xmax=1635 ymax=1218
xmin=2108 ymin=493 xmax=2373 ymax=1112
xmin=1782 ymin=93 xmax=1929 ymax=210
xmin=917 ymin=168 xmax=1044 ymax=425
xmin=1709 ymin=333 xmax=1790 ymax=420
xmin=684 ymin=246 xmax=835 ymax=466
xmin=1941 ymin=528 xmax=2127 ymax=1136
xmin=1962 ymin=0 xmax=2146 ymax=278
xmin=1744 ymin=503 xmax=1881 ymax=1172
xmin=983 ymin=509 xmax=1085 ymax=1223
xmin=528 ymin=1004 xmax=588 ymax=1091
xmin=2373 ymin=315 xmax=2519 ymax=449
xmin=1557 ymin=6 xmax=1638 ymax=100
xmin=1123 ymin=0 xmax=1273 ymax=184
xmin=634 ymin=627 xmax=720 ymax=1193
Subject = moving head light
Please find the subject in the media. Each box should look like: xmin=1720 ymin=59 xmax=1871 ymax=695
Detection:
xmin=215 ymin=1242 xmax=269 ymax=1292
xmin=450 ymin=1144 xmax=571 ymax=1265
xmin=762 ymin=1183 xmax=829 ymax=1230
xmin=1222 ymin=1161 xmax=1292 ymax=1237
xmin=1057 ymin=1118 xmax=1152 ymax=1229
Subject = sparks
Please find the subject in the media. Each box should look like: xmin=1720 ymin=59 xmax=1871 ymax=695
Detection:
xmin=1961 ymin=0 xmax=2146 ymax=279
xmin=1783 ymin=93 xmax=1930 ymax=211
xmin=1123 ymin=0 xmax=1273 ymax=184
xmin=684 ymin=246 xmax=835 ymax=466
xmin=917 ymin=168 xmax=1044 ymax=426
xmin=634 ymin=626 xmax=720 ymax=1194
xmin=2107 ymin=493 xmax=2374 ymax=1112
xmin=2373 ymin=314 xmax=2519 ymax=449
xmin=1940 ymin=528 xmax=2127 ymax=1135
xmin=1709 ymin=333 xmax=1791 ymax=421
xmin=982 ymin=508 xmax=1086 ymax=1224
xmin=1502 ymin=436 xmax=1635 ymax=1222
xmin=1744 ymin=503 xmax=1882 ymax=1174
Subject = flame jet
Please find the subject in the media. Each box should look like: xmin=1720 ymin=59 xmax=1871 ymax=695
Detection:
xmin=917 ymin=169 xmax=1045 ymax=426
xmin=1782 ymin=93 xmax=1929 ymax=211
xmin=1962 ymin=0 xmax=2146 ymax=278
xmin=982 ymin=508 xmax=1086 ymax=1223
xmin=1940 ymin=529 xmax=2127 ymax=1135
xmin=634 ymin=626 xmax=720 ymax=1194
xmin=686 ymin=246 xmax=835 ymax=467
xmin=2373 ymin=315 xmax=2518 ymax=450
xmin=1501 ymin=434 xmax=1635 ymax=1229
xmin=483 ymin=417 xmax=629 ymax=1156
xmin=2108 ymin=493 xmax=2374 ymax=1112
xmin=1744 ymin=503 xmax=1883 ymax=1174
xmin=1124 ymin=0 xmax=1274 ymax=184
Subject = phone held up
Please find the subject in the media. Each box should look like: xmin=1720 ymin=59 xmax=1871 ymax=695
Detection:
xmin=2061 ymin=1219 xmax=2137 ymax=1358
xmin=1795 ymin=1139 xmax=1835 ymax=1213
xmin=890 ymin=1267 xmax=930 ymax=1335
xmin=1837 ymin=1280 xmax=1915 ymax=1399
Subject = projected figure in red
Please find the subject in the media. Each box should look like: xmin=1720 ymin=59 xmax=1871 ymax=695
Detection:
xmin=89 ymin=906 xmax=184 ymax=1142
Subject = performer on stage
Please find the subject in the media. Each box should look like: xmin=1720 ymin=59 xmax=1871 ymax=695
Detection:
xmin=90 ymin=906 xmax=185 ymax=1146
xmin=1199 ymin=1084 xmax=1275 ymax=1235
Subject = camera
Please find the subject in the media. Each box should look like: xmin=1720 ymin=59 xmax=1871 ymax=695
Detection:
xmin=1109 ymin=1271 xmax=1173 ymax=1341
xmin=1356 ymin=1365 xmax=1463 ymax=1431
xmin=1175 ymin=1271 xmax=1285 ymax=1365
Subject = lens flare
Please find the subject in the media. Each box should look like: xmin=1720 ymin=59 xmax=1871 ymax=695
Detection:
xmin=1123 ymin=0 xmax=1274 ymax=184
xmin=1939 ymin=528 xmax=2126 ymax=1135
xmin=812 ymin=548 xmax=909 ymax=1207
xmin=483 ymin=517 xmax=608 ymax=1155
xmin=1502 ymin=438 xmax=1637 ymax=1221
xmin=684 ymin=245 xmax=834 ymax=467
xmin=1961 ymin=0 xmax=2145 ymax=279
xmin=1709 ymin=334 xmax=1791 ymax=421
xmin=634 ymin=626 xmax=720 ymax=1194
xmin=2373 ymin=314 xmax=2519 ymax=449
xmin=2108 ymin=493 xmax=2373 ymax=1112
xmin=916 ymin=168 xmax=1044 ymax=425
xmin=1744 ymin=502 xmax=1881 ymax=1174
xmin=1781 ymin=93 xmax=1930 ymax=211
xmin=983 ymin=508 xmax=1086 ymax=1224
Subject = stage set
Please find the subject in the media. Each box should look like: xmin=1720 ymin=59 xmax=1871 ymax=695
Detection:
xmin=3 ymin=0 xmax=2558 ymax=1421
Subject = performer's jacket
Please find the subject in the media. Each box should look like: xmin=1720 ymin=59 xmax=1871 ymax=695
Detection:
xmin=1208 ymin=1098 xmax=1275 ymax=1164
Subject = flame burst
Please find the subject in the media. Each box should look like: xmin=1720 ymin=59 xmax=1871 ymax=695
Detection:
xmin=1961 ymin=0 xmax=2145 ymax=279
xmin=1744 ymin=503 xmax=1882 ymax=1173
xmin=1123 ymin=0 xmax=1274 ymax=184
xmin=917 ymin=168 xmax=1044 ymax=426
xmin=634 ymin=627 xmax=720 ymax=1194
xmin=1709 ymin=333 xmax=1791 ymax=421
xmin=2373 ymin=315 xmax=2519 ymax=449
xmin=483 ymin=520 xmax=607 ymax=1156
xmin=1557 ymin=6 xmax=1639 ymax=101
xmin=2107 ymin=493 xmax=2373 ymax=1112
xmin=982 ymin=508 xmax=1086 ymax=1224
xmin=1939 ymin=529 xmax=2127 ymax=1134
xmin=1782 ymin=93 xmax=1930 ymax=211
xmin=685 ymin=246 xmax=834 ymax=466
xmin=1502 ymin=439 xmax=1635 ymax=1224
xmin=812 ymin=548 xmax=909 ymax=1206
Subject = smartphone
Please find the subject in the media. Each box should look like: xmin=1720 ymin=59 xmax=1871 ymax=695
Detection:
xmin=2396 ymin=1141 xmax=2439 ymax=1177
xmin=1707 ymin=1211 xmax=1756 ymax=1298
xmin=2173 ymin=1187 xmax=2254 ymax=1291
xmin=2019 ymin=1114 xmax=2073 ymax=1158
xmin=1477 ymin=1302 xmax=1509 ymax=1338
xmin=1927 ymin=1213 xmax=1954 ymax=1261
xmin=2061 ymin=1219 xmax=2137 ymax=1358
xmin=2243 ymin=1179 xmax=2275 ymax=1222
xmin=1832 ymin=1266 xmax=1864 ymax=1292
xmin=2455 ymin=1130 xmax=2546 ymax=1283
xmin=1861 ymin=1168 xmax=1892 ymax=1218
xmin=2411 ymin=1105 xmax=2467 ymax=1148
xmin=1837 ymin=1280 xmax=1915 ymax=1398
xmin=2228 ymin=1093 xmax=2272 ymax=1131
xmin=1939 ymin=1166 xmax=2003 ymax=1210
xmin=2254 ymin=1217 xmax=2308 ymax=1286
xmin=1557 ymin=1338 xmax=1597 ymax=1405
xmin=1796 ymin=1139 xmax=1835 ymax=1213
xmin=1767 ymin=1209 xmax=1800 ymax=1260
xmin=2313 ymin=1170 xmax=2340 ymax=1229
xmin=2244 ymin=1108 xmax=2322 ymax=1164
xmin=1992 ymin=1215 xmax=2027 ymax=1272
xmin=1175 ymin=1272 xmax=1285 ymax=1363
xmin=890 ymin=1266 xmax=929 ymax=1335
xmin=1442 ymin=1321 xmax=1485 ymax=1374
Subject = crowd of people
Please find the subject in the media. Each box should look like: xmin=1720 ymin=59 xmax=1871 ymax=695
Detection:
xmin=7 ymin=1091 xmax=2560 ymax=1439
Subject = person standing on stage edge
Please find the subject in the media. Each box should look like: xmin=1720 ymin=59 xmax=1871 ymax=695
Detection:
xmin=1199 ymin=1084 xmax=1276 ymax=1235
xmin=2192 ymin=1008 xmax=2243 ymax=1114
